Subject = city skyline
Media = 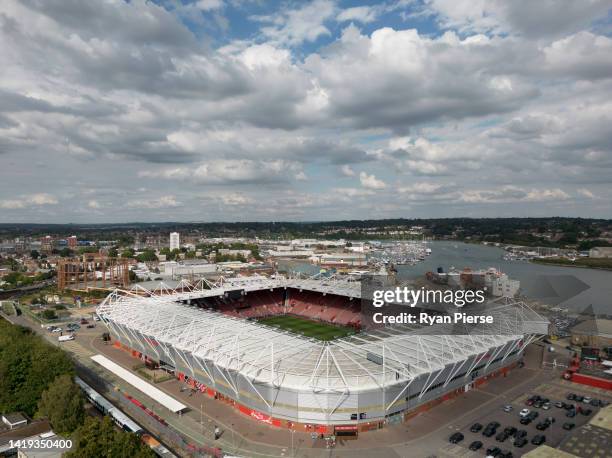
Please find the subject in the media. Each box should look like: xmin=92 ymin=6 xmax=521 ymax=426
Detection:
xmin=1 ymin=0 xmax=612 ymax=223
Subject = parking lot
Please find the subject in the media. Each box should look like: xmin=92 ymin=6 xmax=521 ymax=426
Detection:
xmin=446 ymin=382 xmax=612 ymax=457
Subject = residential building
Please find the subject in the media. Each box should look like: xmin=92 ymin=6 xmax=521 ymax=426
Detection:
xmin=169 ymin=232 xmax=180 ymax=251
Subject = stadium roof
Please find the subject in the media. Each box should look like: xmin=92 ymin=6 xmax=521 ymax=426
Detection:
xmin=99 ymin=276 xmax=548 ymax=398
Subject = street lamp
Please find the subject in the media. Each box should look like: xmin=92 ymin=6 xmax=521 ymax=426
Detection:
xmin=290 ymin=428 xmax=295 ymax=457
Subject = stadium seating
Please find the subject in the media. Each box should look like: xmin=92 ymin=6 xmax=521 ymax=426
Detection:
xmin=197 ymin=288 xmax=361 ymax=330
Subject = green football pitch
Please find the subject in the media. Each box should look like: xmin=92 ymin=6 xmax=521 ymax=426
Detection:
xmin=257 ymin=315 xmax=356 ymax=341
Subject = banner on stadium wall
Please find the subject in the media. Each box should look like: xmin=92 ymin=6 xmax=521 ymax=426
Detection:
xmin=250 ymin=410 xmax=273 ymax=425
xmin=334 ymin=425 xmax=358 ymax=431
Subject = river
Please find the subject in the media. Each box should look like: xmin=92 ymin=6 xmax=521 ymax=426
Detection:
xmin=396 ymin=241 xmax=612 ymax=315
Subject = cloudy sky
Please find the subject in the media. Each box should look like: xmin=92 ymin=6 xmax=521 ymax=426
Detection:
xmin=1 ymin=0 xmax=611 ymax=223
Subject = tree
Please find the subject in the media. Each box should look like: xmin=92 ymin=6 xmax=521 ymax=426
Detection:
xmin=121 ymin=248 xmax=135 ymax=258
xmin=108 ymin=247 xmax=119 ymax=258
xmin=136 ymin=250 xmax=157 ymax=262
xmin=59 ymin=247 xmax=74 ymax=257
xmin=0 ymin=320 xmax=74 ymax=416
xmin=30 ymin=250 xmax=40 ymax=259
xmin=37 ymin=374 xmax=84 ymax=434
xmin=67 ymin=417 xmax=155 ymax=458
xmin=41 ymin=309 xmax=57 ymax=320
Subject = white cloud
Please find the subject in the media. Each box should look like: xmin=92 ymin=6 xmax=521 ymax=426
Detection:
xmin=254 ymin=0 xmax=336 ymax=46
xmin=0 ymin=193 xmax=58 ymax=209
xmin=397 ymin=183 xmax=444 ymax=194
xmin=140 ymin=159 xmax=303 ymax=185
xmin=220 ymin=193 xmax=254 ymax=206
xmin=332 ymin=187 xmax=375 ymax=197
xmin=0 ymin=0 xmax=611 ymax=221
xmin=577 ymin=188 xmax=596 ymax=199
xmin=359 ymin=171 xmax=386 ymax=189
xmin=337 ymin=6 xmax=379 ymax=24
xmin=87 ymin=200 xmax=102 ymax=209
xmin=340 ymin=165 xmax=355 ymax=176
xmin=458 ymin=186 xmax=570 ymax=203
xmin=423 ymin=0 xmax=611 ymax=38
xmin=196 ymin=0 xmax=224 ymax=11
xmin=125 ymin=196 xmax=182 ymax=209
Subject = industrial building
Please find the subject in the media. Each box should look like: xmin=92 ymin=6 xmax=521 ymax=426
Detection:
xmin=97 ymin=276 xmax=547 ymax=434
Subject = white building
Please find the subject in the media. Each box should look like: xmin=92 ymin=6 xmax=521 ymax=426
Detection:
xmin=169 ymin=232 xmax=180 ymax=251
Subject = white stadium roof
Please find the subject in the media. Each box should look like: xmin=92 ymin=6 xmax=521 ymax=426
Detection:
xmin=98 ymin=276 xmax=549 ymax=395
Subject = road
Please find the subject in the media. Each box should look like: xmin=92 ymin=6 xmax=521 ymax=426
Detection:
xmin=1 ymin=310 xmax=576 ymax=458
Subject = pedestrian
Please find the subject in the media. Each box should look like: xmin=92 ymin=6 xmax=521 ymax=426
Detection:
xmin=214 ymin=425 xmax=220 ymax=440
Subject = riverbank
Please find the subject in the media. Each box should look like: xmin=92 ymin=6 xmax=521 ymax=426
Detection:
xmin=530 ymin=257 xmax=612 ymax=271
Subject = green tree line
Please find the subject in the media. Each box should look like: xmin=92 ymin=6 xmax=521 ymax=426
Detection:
xmin=0 ymin=319 xmax=154 ymax=457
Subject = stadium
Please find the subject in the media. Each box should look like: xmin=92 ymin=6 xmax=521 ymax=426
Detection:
xmin=97 ymin=275 xmax=548 ymax=435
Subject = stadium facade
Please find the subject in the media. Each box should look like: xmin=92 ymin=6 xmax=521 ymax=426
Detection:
xmin=97 ymin=276 xmax=548 ymax=434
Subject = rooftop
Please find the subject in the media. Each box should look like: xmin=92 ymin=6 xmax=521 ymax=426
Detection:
xmin=522 ymin=446 xmax=577 ymax=458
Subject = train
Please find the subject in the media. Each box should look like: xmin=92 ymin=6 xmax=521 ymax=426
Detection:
xmin=74 ymin=376 xmax=143 ymax=434
xmin=74 ymin=376 xmax=177 ymax=457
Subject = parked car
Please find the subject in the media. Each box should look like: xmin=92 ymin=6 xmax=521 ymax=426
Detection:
xmin=563 ymin=422 xmax=575 ymax=430
xmin=528 ymin=411 xmax=539 ymax=420
xmin=542 ymin=402 xmax=551 ymax=410
xmin=531 ymin=435 xmax=546 ymax=445
xmin=449 ymin=432 xmax=464 ymax=444
xmin=86 ymin=323 xmax=95 ymax=329
xmin=469 ymin=440 xmax=483 ymax=451
xmin=519 ymin=408 xmax=530 ymax=417
xmin=486 ymin=446 xmax=502 ymax=457
xmin=515 ymin=430 xmax=527 ymax=439
xmin=566 ymin=410 xmax=576 ymax=418
xmin=470 ymin=423 xmax=483 ymax=432
xmin=496 ymin=431 xmax=509 ymax=442
xmin=536 ymin=421 xmax=550 ymax=431
xmin=483 ymin=428 xmax=496 ymax=437
xmin=503 ymin=426 xmax=517 ymax=437
xmin=554 ymin=401 xmax=565 ymax=408
xmin=498 ymin=451 xmax=513 ymax=458
xmin=514 ymin=438 xmax=528 ymax=448
xmin=567 ymin=393 xmax=576 ymax=401
xmin=503 ymin=405 xmax=513 ymax=412
xmin=51 ymin=327 xmax=62 ymax=333
xmin=583 ymin=396 xmax=592 ymax=404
